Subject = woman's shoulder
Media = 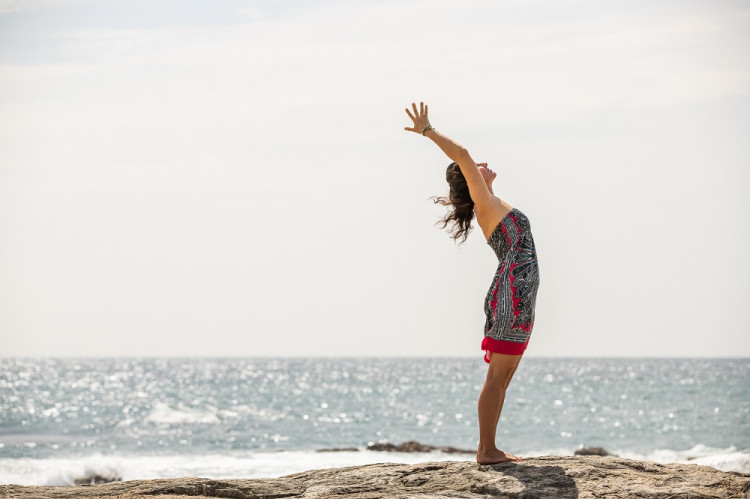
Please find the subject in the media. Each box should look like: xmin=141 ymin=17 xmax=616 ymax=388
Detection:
xmin=476 ymin=197 xmax=514 ymax=242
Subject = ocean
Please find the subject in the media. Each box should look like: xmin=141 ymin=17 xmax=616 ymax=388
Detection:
xmin=0 ymin=357 xmax=748 ymax=485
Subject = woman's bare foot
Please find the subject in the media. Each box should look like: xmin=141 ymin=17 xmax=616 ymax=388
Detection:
xmin=476 ymin=448 xmax=524 ymax=465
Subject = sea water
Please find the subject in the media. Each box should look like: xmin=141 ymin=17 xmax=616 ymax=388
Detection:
xmin=0 ymin=357 xmax=748 ymax=485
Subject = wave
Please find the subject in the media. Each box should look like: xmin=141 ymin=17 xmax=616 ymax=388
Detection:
xmin=143 ymin=402 xmax=239 ymax=425
xmin=140 ymin=402 xmax=284 ymax=426
xmin=0 ymin=444 xmax=747 ymax=486
xmin=617 ymin=444 xmax=750 ymax=474
xmin=524 ymin=444 xmax=750 ymax=474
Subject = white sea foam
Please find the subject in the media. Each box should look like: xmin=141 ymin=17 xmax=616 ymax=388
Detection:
xmin=617 ymin=444 xmax=750 ymax=474
xmin=0 ymin=450 xmax=471 ymax=486
xmin=524 ymin=444 xmax=750 ymax=474
xmin=1 ymin=445 xmax=747 ymax=486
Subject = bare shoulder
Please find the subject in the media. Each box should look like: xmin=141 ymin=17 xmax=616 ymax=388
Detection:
xmin=475 ymin=197 xmax=514 ymax=242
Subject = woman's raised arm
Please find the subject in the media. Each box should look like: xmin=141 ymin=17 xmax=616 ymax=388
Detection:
xmin=404 ymin=102 xmax=493 ymax=210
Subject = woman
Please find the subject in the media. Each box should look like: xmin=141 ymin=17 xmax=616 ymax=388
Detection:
xmin=404 ymin=102 xmax=540 ymax=465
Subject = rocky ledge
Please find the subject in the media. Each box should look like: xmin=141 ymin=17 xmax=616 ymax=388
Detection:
xmin=3 ymin=456 xmax=749 ymax=498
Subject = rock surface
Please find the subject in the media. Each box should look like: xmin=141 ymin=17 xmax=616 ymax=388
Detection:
xmin=366 ymin=440 xmax=474 ymax=454
xmin=73 ymin=471 xmax=122 ymax=485
xmin=4 ymin=456 xmax=749 ymax=498
xmin=574 ymin=446 xmax=616 ymax=457
xmin=316 ymin=440 xmax=474 ymax=454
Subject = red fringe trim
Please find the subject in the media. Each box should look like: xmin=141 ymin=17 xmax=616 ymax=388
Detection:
xmin=481 ymin=336 xmax=530 ymax=363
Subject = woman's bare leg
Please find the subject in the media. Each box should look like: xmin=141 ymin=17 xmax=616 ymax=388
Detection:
xmin=476 ymin=351 xmax=524 ymax=464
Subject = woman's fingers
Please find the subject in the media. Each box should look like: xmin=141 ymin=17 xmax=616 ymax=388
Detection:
xmin=407 ymin=102 xmax=428 ymax=119
xmin=404 ymin=102 xmax=428 ymax=133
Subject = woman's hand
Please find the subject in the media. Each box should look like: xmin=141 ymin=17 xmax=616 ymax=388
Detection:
xmin=404 ymin=101 xmax=432 ymax=135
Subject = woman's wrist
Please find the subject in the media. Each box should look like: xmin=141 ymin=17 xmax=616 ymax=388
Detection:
xmin=422 ymin=124 xmax=435 ymax=136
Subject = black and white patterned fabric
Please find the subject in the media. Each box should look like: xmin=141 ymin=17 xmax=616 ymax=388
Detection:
xmin=483 ymin=208 xmax=540 ymax=344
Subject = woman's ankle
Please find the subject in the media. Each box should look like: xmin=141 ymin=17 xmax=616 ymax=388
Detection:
xmin=477 ymin=443 xmax=498 ymax=454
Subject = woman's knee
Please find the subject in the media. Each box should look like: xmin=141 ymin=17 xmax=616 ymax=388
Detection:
xmin=486 ymin=353 xmax=522 ymax=388
xmin=486 ymin=371 xmax=513 ymax=390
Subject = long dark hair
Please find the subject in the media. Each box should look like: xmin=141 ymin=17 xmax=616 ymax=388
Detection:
xmin=431 ymin=162 xmax=475 ymax=244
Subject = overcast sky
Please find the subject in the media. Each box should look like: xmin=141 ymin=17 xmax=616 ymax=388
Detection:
xmin=1 ymin=0 xmax=748 ymax=358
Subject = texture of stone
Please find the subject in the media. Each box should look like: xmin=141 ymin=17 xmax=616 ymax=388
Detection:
xmin=4 ymin=456 xmax=749 ymax=499
xmin=366 ymin=441 xmax=474 ymax=454
xmin=316 ymin=440 xmax=474 ymax=454
xmin=574 ymin=447 xmax=616 ymax=457
xmin=73 ymin=471 xmax=122 ymax=485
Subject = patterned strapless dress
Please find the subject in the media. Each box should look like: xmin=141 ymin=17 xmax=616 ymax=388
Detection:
xmin=482 ymin=207 xmax=540 ymax=363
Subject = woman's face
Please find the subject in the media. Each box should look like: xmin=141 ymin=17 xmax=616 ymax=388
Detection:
xmin=477 ymin=163 xmax=496 ymax=185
